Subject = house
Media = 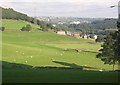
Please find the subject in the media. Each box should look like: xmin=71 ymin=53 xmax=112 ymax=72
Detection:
xmin=70 ymin=21 xmax=80 ymax=24
xmin=57 ymin=31 xmax=66 ymax=35
xmin=93 ymin=35 xmax=98 ymax=39
xmin=83 ymin=34 xmax=88 ymax=39
xmin=73 ymin=32 xmax=80 ymax=39
xmin=66 ymin=31 xmax=72 ymax=36
xmin=87 ymin=34 xmax=91 ymax=39
xmin=52 ymin=24 xmax=56 ymax=27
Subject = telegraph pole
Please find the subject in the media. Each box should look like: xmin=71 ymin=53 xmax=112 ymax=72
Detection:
xmin=118 ymin=1 xmax=120 ymax=31
xmin=118 ymin=1 xmax=120 ymax=19
xmin=110 ymin=1 xmax=120 ymax=31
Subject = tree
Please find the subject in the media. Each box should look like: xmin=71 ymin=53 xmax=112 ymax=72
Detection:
xmin=21 ymin=24 xmax=32 ymax=31
xmin=96 ymin=31 xmax=120 ymax=70
xmin=117 ymin=19 xmax=120 ymax=30
xmin=0 ymin=27 xmax=5 ymax=31
xmin=95 ymin=35 xmax=105 ymax=43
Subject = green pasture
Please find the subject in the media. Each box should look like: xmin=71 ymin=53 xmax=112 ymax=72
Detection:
xmin=1 ymin=19 xmax=40 ymax=29
xmin=2 ymin=19 xmax=119 ymax=83
xmin=2 ymin=31 xmax=118 ymax=70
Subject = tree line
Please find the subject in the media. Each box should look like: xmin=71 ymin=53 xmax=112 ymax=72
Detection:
xmin=97 ymin=19 xmax=120 ymax=70
xmin=68 ymin=19 xmax=117 ymax=35
xmin=1 ymin=7 xmax=55 ymax=31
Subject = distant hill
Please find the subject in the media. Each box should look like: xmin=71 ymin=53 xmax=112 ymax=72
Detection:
xmin=36 ymin=16 xmax=118 ymax=35
xmin=1 ymin=7 xmax=54 ymax=31
xmin=1 ymin=7 xmax=33 ymax=22
xmin=68 ymin=18 xmax=117 ymax=35
xmin=1 ymin=7 xmax=118 ymax=34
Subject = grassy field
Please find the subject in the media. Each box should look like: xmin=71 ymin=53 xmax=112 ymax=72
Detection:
xmin=1 ymin=19 xmax=40 ymax=29
xmin=2 ymin=61 xmax=118 ymax=83
xmin=2 ymin=19 xmax=119 ymax=83
xmin=3 ymin=31 xmax=117 ymax=70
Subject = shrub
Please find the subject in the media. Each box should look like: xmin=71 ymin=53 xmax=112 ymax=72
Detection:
xmin=21 ymin=24 xmax=32 ymax=31
xmin=0 ymin=27 xmax=5 ymax=31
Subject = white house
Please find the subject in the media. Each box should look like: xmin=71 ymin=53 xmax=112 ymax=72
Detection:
xmin=73 ymin=32 xmax=80 ymax=39
xmin=57 ymin=31 xmax=66 ymax=35
xmin=66 ymin=31 xmax=72 ymax=36
xmin=52 ymin=24 xmax=56 ymax=27
xmin=93 ymin=35 xmax=98 ymax=39
xmin=70 ymin=21 xmax=80 ymax=24
xmin=83 ymin=34 xmax=88 ymax=39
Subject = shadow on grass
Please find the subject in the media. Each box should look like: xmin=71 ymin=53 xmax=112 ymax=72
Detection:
xmin=52 ymin=61 xmax=99 ymax=70
xmin=2 ymin=61 xmax=33 ymax=70
xmin=2 ymin=61 xmax=118 ymax=83
xmin=63 ymin=48 xmax=98 ymax=53
xmin=2 ymin=60 xmax=99 ymax=70
xmin=83 ymin=50 xmax=98 ymax=53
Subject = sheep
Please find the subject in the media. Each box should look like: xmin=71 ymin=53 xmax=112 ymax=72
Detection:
xmin=51 ymin=58 xmax=55 ymax=61
xmin=99 ymin=69 xmax=103 ymax=72
xmin=16 ymin=51 xmax=18 ymax=53
xmin=25 ymin=61 xmax=28 ymax=63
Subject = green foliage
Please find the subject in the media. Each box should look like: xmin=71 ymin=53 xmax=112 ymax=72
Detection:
xmin=68 ymin=19 xmax=117 ymax=35
xmin=21 ymin=24 xmax=32 ymax=31
xmin=89 ymin=34 xmax=95 ymax=39
xmin=1 ymin=7 xmax=54 ymax=31
xmin=117 ymin=19 xmax=120 ymax=30
xmin=95 ymin=35 xmax=105 ymax=42
xmin=97 ymin=31 xmax=120 ymax=70
xmin=0 ymin=26 xmax=5 ymax=31
xmin=38 ymin=21 xmax=55 ymax=31
xmin=1 ymin=7 xmax=32 ymax=22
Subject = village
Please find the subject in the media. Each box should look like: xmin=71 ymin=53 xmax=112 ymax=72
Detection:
xmin=56 ymin=30 xmax=98 ymax=40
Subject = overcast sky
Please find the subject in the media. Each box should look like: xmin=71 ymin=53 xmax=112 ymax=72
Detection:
xmin=0 ymin=0 xmax=119 ymax=18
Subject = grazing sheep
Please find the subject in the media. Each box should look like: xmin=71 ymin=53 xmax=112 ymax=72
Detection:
xmin=25 ymin=61 xmax=27 ymax=63
xmin=99 ymin=69 xmax=103 ymax=72
xmin=61 ymin=54 xmax=63 ymax=56
xmin=51 ymin=58 xmax=54 ymax=61
xmin=64 ymin=48 xmax=68 ymax=51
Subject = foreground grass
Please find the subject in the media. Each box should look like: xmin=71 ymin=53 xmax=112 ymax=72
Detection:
xmin=2 ymin=61 xmax=118 ymax=83
xmin=2 ymin=30 xmax=119 ymax=83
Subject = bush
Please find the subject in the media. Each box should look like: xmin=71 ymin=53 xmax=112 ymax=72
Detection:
xmin=95 ymin=35 xmax=105 ymax=42
xmin=0 ymin=27 xmax=5 ymax=31
xmin=21 ymin=24 xmax=32 ymax=31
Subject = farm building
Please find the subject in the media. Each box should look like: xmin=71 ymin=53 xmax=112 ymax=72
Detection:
xmin=56 ymin=31 xmax=66 ymax=35
xmin=66 ymin=31 xmax=72 ymax=36
xmin=93 ymin=35 xmax=98 ymax=39
xmin=83 ymin=34 xmax=88 ymax=39
xmin=72 ymin=32 xmax=80 ymax=39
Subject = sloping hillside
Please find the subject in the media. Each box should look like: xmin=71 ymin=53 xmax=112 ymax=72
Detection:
xmin=1 ymin=19 xmax=40 ymax=29
xmin=1 ymin=7 xmax=54 ymax=31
